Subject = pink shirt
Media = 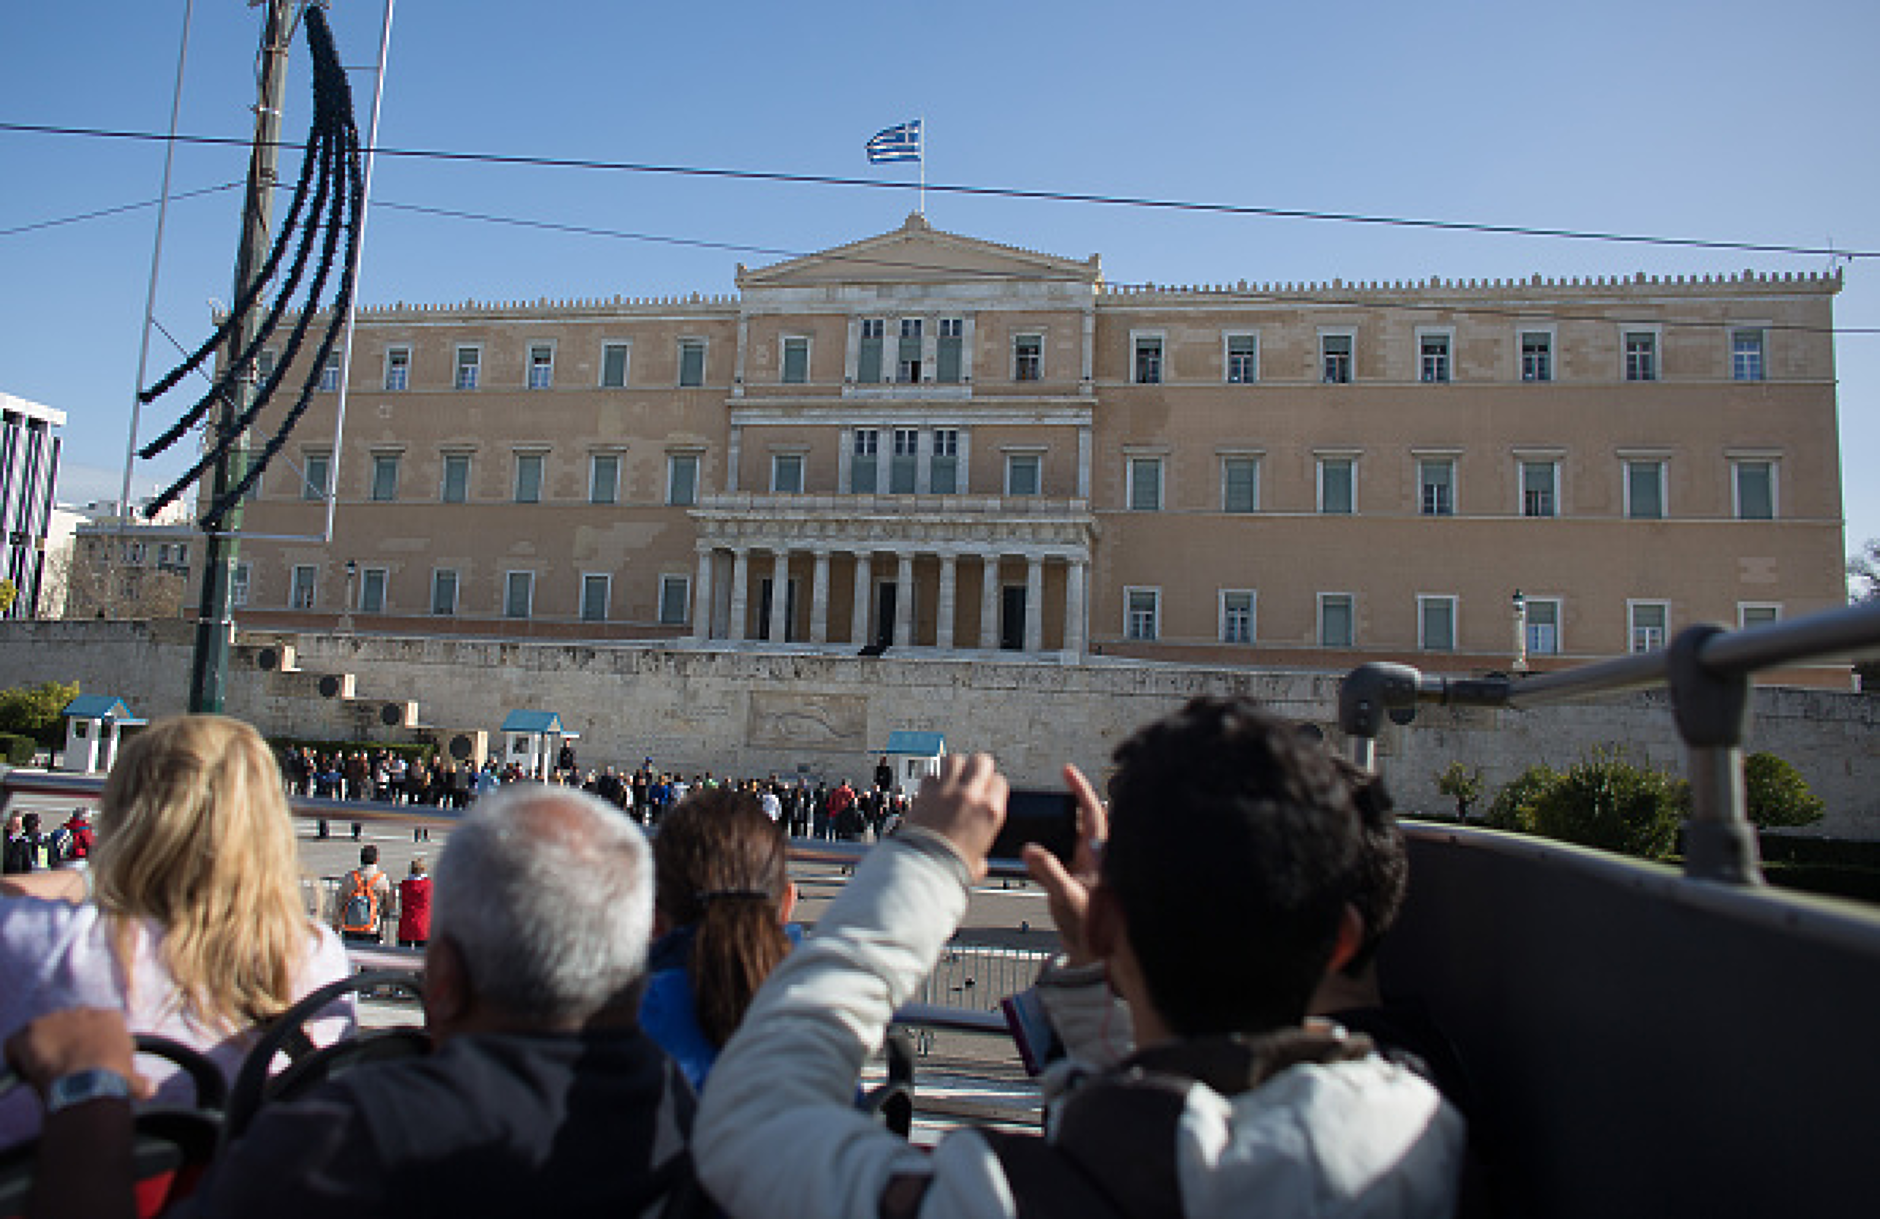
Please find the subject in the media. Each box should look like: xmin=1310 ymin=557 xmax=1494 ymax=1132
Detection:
xmin=0 ymin=896 xmax=355 ymax=1146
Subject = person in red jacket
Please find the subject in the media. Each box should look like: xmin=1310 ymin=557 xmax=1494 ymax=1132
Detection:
xmin=396 ymin=858 xmax=432 ymax=948
xmin=61 ymin=809 xmax=95 ymax=861
xmin=825 ymin=781 xmax=856 ymax=842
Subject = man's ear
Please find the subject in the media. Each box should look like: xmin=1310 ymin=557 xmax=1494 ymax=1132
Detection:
xmin=1325 ymin=904 xmax=1365 ymax=978
xmin=422 ymin=935 xmax=471 ymax=1033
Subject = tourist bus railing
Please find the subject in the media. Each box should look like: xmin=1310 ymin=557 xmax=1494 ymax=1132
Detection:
xmin=1338 ymin=600 xmax=1880 ymax=885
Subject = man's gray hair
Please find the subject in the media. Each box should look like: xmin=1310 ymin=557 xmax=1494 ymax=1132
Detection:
xmin=433 ymin=784 xmax=653 ymax=1023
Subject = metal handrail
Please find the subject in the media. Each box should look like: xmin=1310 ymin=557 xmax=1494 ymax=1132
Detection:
xmin=1338 ymin=600 xmax=1880 ymax=887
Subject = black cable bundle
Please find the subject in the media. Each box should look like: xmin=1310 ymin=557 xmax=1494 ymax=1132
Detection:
xmin=138 ymin=4 xmax=363 ymax=531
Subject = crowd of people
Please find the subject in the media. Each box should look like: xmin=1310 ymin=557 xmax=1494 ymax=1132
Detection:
xmin=2 ymin=699 xmax=1470 ymax=1219
xmin=2 ymin=808 xmax=93 ymax=874
xmin=577 ymin=766 xmax=913 ymax=843
xmin=278 ymin=743 xmax=919 ymax=848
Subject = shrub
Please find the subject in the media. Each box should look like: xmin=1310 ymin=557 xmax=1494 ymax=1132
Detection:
xmin=1435 ymin=762 xmax=1486 ymax=819
xmin=0 ymin=733 xmax=35 ymax=765
xmin=1743 ymin=752 xmax=1826 ymax=829
xmin=0 ymin=681 xmax=79 ymax=748
xmin=1485 ymin=764 xmax=1558 ymax=832
xmin=1527 ymin=748 xmax=1685 ymax=860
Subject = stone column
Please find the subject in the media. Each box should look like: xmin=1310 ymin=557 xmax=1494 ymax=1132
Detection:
xmin=980 ymin=554 xmax=1002 ymax=650
xmin=852 ymin=551 xmax=873 ymax=645
xmin=936 ymin=552 xmax=958 ymax=650
xmin=691 ymin=547 xmax=715 ymax=642
xmin=810 ymin=549 xmax=831 ymax=644
xmin=1024 ymin=555 xmax=1045 ymax=653
xmin=768 ymin=549 xmax=790 ymax=643
xmin=727 ymin=548 xmax=750 ymax=643
xmin=894 ymin=552 xmax=915 ymax=647
xmin=1063 ymin=558 xmax=1087 ymax=658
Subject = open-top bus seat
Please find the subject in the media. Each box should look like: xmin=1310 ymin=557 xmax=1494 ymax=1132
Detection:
xmin=221 ymin=970 xmax=428 ymax=1151
xmin=0 ymin=1034 xmax=227 ymax=1219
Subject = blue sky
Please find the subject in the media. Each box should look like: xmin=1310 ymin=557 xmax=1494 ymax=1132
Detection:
xmin=4 ymin=0 xmax=1877 ymax=567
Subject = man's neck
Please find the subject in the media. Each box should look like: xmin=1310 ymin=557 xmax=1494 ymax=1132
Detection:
xmin=1309 ymin=965 xmax=1383 ymax=1018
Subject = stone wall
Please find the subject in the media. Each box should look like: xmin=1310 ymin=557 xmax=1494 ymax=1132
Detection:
xmin=3 ymin=621 xmax=1875 ymax=838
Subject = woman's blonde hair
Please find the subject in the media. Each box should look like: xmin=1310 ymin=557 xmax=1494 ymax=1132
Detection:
xmin=93 ymin=715 xmax=310 ymax=1033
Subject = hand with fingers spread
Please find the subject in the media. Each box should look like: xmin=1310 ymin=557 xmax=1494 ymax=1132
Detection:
xmin=1023 ymin=764 xmax=1109 ymax=967
xmin=909 ymin=753 xmax=1009 ymax=881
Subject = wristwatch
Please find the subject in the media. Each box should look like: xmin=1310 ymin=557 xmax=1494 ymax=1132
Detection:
xmin=45 ymin=1068 xmax=132 ymax=1114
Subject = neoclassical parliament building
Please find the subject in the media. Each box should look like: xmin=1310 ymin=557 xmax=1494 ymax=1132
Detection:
xmin=214 ymin=214 xmax=1848 ymax=679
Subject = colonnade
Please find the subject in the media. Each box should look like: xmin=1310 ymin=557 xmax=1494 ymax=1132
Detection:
xmin=690 ymin=544 xmax=1087 ymax=657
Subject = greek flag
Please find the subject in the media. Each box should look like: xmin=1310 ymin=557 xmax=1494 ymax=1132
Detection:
xmin=866 ymin=120 xmax=921 ymax=164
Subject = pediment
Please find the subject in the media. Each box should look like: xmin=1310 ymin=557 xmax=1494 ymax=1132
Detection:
xmin=737 ymin=214 xmax=1100 ymax=289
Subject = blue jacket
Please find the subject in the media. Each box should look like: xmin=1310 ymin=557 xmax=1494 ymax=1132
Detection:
xmin=640 ymin=922 xmax=803 ymax=1092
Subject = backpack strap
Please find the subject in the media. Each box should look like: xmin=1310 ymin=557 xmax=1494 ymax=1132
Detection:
xmin=983 ymin=1027 xmax=1377 ymax=1219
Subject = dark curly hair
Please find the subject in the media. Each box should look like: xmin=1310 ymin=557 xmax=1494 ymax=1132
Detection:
xmin=1101 ymin=697 xmax=1361 ymax=1036
xmin=1330 ymin=756 xmax=1408 ymax=978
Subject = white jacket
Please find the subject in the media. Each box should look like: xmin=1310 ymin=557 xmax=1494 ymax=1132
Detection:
xmin=695 ymin=830 xmax=1465 ymax=1219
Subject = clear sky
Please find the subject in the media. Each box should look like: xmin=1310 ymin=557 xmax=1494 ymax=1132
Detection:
xmin=4 ymin=0 xmax=1877 ymax=573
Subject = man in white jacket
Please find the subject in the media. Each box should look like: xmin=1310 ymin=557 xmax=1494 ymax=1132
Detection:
xmin=696 ymin=696 xmax=1465 ymax=1219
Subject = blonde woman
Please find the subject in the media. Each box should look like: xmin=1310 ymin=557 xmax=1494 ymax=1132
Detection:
xmin=0 ymin=715 xmax=354 ymax=1145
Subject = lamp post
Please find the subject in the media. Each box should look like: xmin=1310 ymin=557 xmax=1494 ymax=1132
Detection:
xmin=341 ymin=559 xmax=357 ymax=634
xmin=1512 ymin=589 xmax=1529 ymax=673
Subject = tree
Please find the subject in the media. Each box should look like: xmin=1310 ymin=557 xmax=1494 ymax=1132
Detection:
xmin=0 ymin=680 xmax=80 ymax=749
xmin=1484 ymin=764 xmax=1559 ymax=832
xmin=47 ymin=533 xmax=187 ymax=621
xmin=1527 ymin=747 xmax=1685 ymax=860
xmin=1434 ymin=762 xmax=1486 ymax=820
xmin=1849 ymin=538 xmax=1880 ymax=604
xmin=1743 ymin=752 xmax=1826 ymax=829
xmin=1850 ymin=540 xmax=1880 ymax=693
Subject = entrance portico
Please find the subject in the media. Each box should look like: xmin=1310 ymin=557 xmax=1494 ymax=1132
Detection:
xmin=689 ymin=494 xmax=1094 ymax=659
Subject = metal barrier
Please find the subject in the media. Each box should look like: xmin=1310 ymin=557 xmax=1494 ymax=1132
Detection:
xmin=1339 ymin=600 xmax=1880 ymax=884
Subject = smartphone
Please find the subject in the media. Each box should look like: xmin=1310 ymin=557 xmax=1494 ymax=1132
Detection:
xmin=989 ymin=788 xmax=1079 ymax=865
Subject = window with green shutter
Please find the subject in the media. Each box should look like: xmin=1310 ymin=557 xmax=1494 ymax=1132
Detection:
xmin=601 ymin=343 xmax=629 ymax=388
xmin=1223 ymin=458 xmax=1258 ymax=513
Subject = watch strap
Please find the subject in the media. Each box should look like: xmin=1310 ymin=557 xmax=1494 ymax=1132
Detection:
xmin=45 ymin=1067 xmax=132 ymax=1113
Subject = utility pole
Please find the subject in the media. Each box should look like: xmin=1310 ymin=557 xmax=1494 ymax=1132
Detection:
xmin=189 ymin=0 xmax=293 ymax=712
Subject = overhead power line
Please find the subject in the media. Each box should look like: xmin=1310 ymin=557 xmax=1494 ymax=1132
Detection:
xmin=0 ymin=180 xmax=241 ymax=238
xmin=2 ymin=120 xmax=1873 ymax=262
xmin=370 ymin=200 xmax=1877 ymax=339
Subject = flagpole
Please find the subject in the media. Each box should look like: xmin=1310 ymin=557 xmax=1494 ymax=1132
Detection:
xmin=919 ymin=116 xmax=926 ymax=215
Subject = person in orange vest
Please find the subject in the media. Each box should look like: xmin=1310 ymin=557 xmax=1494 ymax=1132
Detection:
xmin=336 ymin=845 xmax=393 ymax=944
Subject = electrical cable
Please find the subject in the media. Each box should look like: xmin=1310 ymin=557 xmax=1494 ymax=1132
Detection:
xmin=135 ymin=4 xmax=363 ymax=530
xmin=0 ymin=181 xmax=241 ymax=238
xmin=367 ymin=199 xmax=1875 ymax=339
xmin=2 ymin=119 xmax=1872 ymax=263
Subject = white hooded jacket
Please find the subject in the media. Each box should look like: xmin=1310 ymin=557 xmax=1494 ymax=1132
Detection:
xmin=694 ymin=830 xmax=1464 ymax=1219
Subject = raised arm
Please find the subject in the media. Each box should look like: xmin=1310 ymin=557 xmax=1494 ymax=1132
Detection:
xmin=694 ymin=755 xmax=1009 ymax=1219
